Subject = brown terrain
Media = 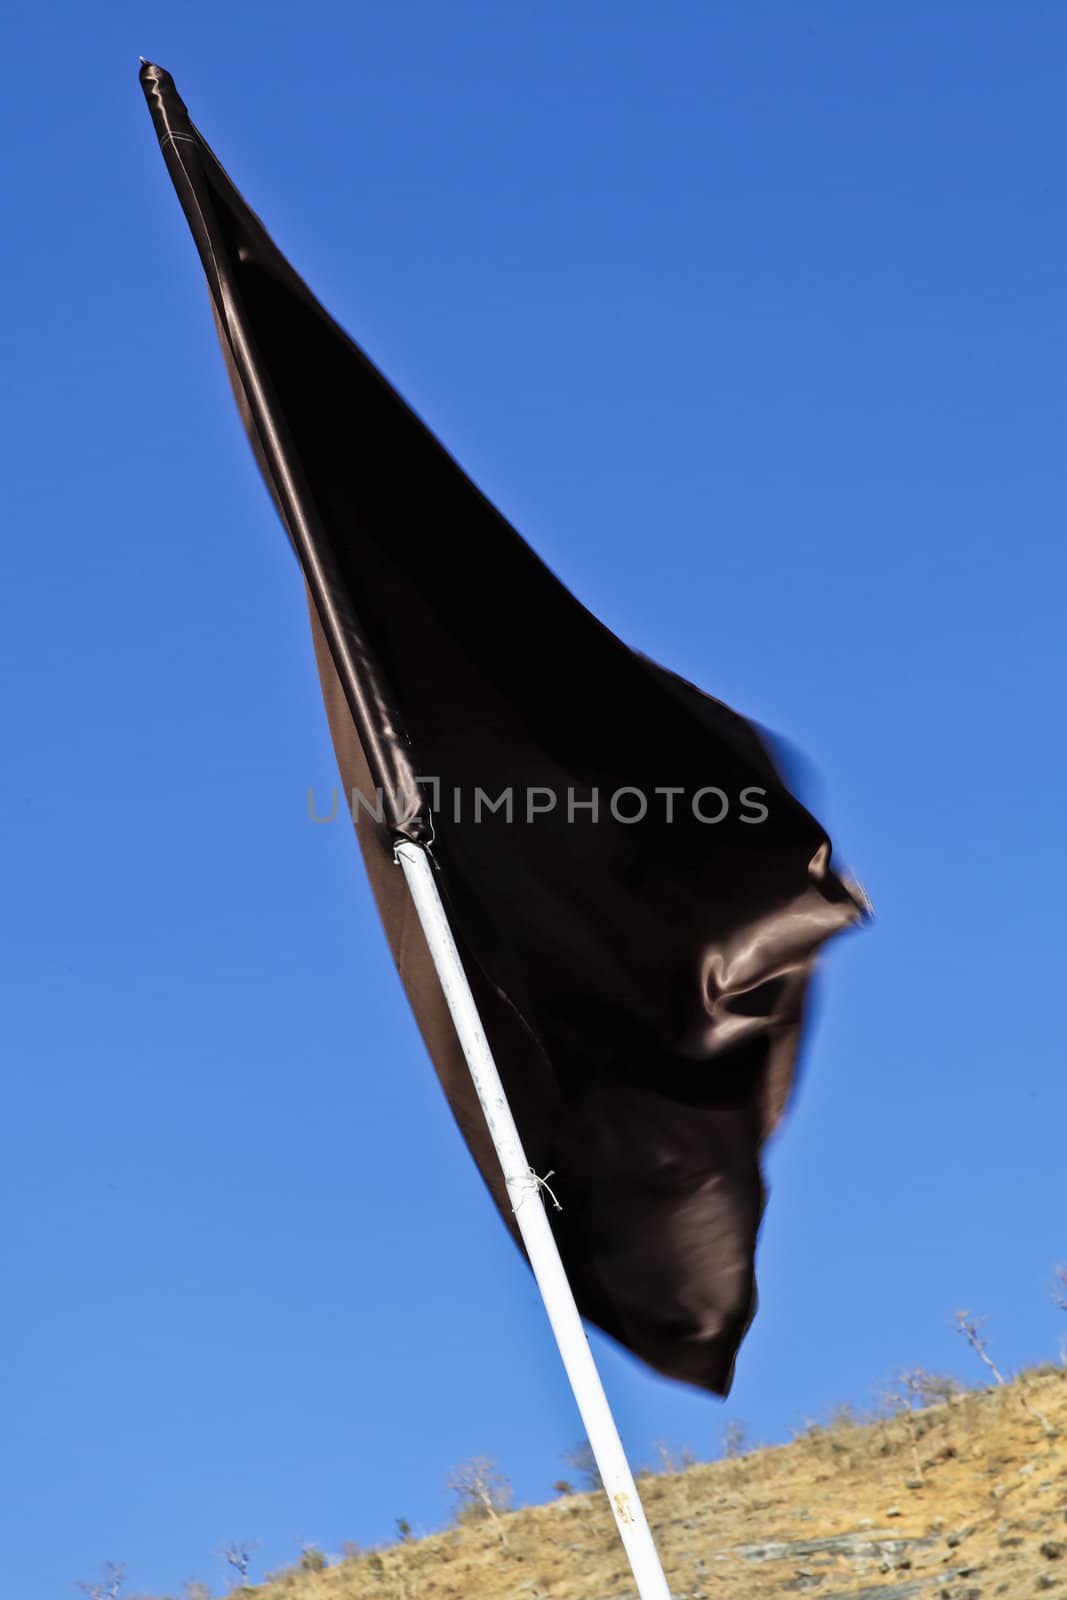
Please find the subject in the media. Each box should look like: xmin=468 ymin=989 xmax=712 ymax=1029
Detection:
xmin=189 ymin=1365 xmax=1067 ymax=1600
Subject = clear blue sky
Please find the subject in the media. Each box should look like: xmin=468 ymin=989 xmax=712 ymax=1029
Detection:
xmin=2 ymin=3 xmax=1065 ymax=1596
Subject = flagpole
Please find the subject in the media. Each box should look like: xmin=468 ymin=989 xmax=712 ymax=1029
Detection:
xmin=394 ymin=840 xmax=673 ymax=1600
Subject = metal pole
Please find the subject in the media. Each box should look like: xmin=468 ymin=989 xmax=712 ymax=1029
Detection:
xmin=395 ymin=840 xmax=673 ymax=1600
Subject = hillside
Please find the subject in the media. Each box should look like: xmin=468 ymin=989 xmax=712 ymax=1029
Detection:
xmin=195 ymin=1366 xmax=1067 ymax=1600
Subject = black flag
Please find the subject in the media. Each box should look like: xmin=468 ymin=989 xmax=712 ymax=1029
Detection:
xmin=141 ymin=62 xmax=867 ymax=1395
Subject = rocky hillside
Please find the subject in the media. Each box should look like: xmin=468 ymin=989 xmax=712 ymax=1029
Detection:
xmin=161 ymin=1367 xmax=1067 ymax=1600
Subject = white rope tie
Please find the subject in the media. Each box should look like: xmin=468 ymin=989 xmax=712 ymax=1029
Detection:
xmin=508 ymin=1167 xmax=562 ymax=1214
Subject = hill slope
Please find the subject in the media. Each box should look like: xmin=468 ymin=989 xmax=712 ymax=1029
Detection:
xmin=208 ymin=1369 xmax=1067 ymax=1600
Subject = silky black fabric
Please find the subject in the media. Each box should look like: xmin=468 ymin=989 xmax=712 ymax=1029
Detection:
xmin=141 ymin=61 xmax=868 ymax=1394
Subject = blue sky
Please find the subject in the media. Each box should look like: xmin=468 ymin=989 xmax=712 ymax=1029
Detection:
xmin=2 ymin=3 xmax=1065 ymax=1596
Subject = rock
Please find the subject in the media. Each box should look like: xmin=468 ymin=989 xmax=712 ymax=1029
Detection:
xmin=731 ymin=1532 xmax=930 ymax=1566
xmin=811 ymin=1583 xmax=927 ymax=1599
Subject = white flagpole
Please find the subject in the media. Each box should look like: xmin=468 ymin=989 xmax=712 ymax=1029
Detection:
xmin=395 ymin=840 xmax=674 ymax=1600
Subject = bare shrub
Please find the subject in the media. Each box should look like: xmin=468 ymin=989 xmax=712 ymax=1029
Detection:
xmin=562 ymin=1439 xmax=602 ymax=1493
xmin=721 ymin=1419 xmax=748 ymax=1459
xmin=219 ymin=1542 xmax=254 ymax=1589
xmin=954 ymin=1310 xmax=1053 ymax=1433
xmin=1053 ymin=1265 xmax=1067 ymax=1313
xmin=446 ymin=1456 xmax=513 ymax=1533
xmin=76 ymin=1563 xmax=126 ymax=1600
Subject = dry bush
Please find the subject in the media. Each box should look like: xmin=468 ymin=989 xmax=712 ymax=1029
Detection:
xmin=561 ymin=1439 xmax=602 ymax=1492
xmin=76 ymin=1563 xmax=127 ymax=1600
xmin=446 ymin=1456 xmax=513 ymax=1531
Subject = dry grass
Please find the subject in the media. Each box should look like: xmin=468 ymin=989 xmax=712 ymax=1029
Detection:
xmin=194 ymin=1368 xmax=1067 ymax=1599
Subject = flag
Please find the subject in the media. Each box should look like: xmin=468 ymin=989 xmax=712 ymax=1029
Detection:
xmin=141 ymin=61 xmax=868 ymax=1395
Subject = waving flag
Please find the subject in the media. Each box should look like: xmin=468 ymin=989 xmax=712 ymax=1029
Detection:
xmin=141 ymin=61 xmax=867 ymax=1395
